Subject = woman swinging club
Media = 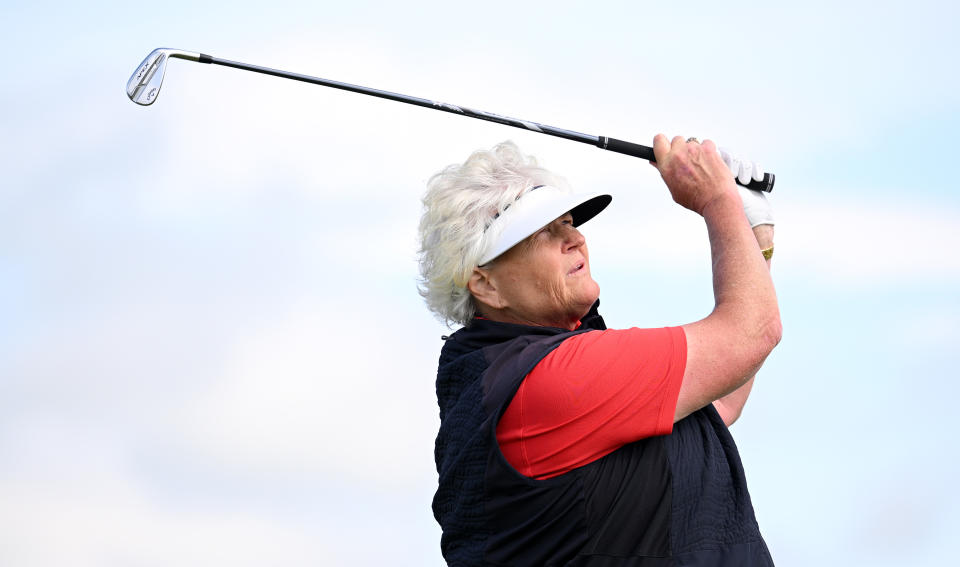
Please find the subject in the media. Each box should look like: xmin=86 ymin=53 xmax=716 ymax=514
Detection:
xmin=418 ymin=134 xmax=781 ymax=566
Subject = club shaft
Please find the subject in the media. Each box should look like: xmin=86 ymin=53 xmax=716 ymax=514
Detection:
xmin=197 ymin=54 xmax=773 ymax=192
xmin=205 ymin=56 xmax=600 ymax=144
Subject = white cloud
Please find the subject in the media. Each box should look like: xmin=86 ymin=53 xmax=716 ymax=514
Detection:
xmin=576 ymin=185 xmax=960 ymax=288
xmin=0 ymin=416 xmax=340 ymax=567
xmin=777 ymin=197 xmax=960 ymax=285
xmin=174 ymin=296 xmax=442 ymax=486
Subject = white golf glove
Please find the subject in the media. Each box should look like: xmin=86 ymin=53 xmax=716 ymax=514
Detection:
xmin=718 ymin=147 xmax=774 ymax=228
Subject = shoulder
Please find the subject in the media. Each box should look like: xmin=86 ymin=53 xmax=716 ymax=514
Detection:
xmin=537 ymin=327 xmax=686 ymax=370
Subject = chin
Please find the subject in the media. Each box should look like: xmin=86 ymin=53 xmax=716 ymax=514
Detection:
xmin=575 ymin=283 xmax=601 ymax=317
xmin=584 ymin=279 xmax=600 ymax=303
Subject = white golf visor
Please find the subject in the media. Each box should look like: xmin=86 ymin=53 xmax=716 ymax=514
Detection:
xmin=479 ymin=185 xmax=612 ymax=265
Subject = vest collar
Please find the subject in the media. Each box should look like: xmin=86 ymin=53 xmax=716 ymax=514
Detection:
xmin=447 ymin=300 xmax=606 ymax=350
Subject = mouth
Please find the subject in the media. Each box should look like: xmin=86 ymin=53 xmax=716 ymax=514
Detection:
xmin=567 ymin=261 xmax=586 ymax=276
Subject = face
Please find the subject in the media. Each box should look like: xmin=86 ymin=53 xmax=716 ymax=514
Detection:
xmin=475 ymin=212 xmax=600 ymax=330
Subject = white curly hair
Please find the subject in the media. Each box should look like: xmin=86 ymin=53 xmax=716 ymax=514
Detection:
xmin=417 ymin=141 xmax=573 ymax=327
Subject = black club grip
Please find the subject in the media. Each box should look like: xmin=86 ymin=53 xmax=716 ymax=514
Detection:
xmin=598 ymin=136 xmax=775 ymax=193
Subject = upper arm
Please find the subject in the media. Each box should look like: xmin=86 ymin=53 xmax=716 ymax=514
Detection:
xmin=676 ymin=312 xmax=779 ymax=422
xmin=496 ymin=327 xmax=686 ymax=478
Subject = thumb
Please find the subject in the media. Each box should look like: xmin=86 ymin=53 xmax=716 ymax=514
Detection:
xmin=652 ymin=134 xmax=670 ymax=164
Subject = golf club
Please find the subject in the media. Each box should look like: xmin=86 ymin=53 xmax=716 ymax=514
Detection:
xmin=127 ymin=48 xmax=775 ymax=192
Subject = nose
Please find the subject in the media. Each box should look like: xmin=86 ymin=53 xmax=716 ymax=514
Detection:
xmin=559 ymin=221 xmax=586 ymax=253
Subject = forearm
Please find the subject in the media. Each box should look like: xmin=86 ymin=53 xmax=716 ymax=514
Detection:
xmin=713 ymin=226 xmax=774 ymax=425
xmin=702 ymin=196 xmax=780 ymax=349
xmin=714 ymin=375 xmax=755 ymax=425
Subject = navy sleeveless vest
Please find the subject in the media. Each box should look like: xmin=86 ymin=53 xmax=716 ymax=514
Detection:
xmin=432 ymin=302 xmax=774 ymax=566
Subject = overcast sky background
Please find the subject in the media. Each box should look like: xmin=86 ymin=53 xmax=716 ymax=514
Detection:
xmin=2 ymin=1 xmax=958 ymax=565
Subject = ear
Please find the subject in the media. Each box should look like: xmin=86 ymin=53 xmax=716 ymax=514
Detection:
xmin=467 ymin=267 xmax=506 ymax=312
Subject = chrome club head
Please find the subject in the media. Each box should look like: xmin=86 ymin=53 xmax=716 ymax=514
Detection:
xmin=126 ymin=48 xmax=203 ymax=105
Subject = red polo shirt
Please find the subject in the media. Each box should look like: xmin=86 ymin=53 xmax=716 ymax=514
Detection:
xmin=496 ymin=326 xmax=687 ymax=479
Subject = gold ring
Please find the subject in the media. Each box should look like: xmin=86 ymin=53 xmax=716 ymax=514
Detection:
xmin=686 ymin=137 xmax=700 ymax=143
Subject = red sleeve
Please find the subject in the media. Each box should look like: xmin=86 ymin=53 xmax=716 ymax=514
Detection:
xmin=495 ymin=326 xmax=687 ymax=480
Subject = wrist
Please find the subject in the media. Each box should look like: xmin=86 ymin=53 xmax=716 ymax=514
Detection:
xmin=752 ymin=224 xmax=774 ymax=248
xmin=700 ymin=188 xmax=742 ymax=220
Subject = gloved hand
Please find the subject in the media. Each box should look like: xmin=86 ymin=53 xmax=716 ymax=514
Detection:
xmin=718 ymin=147 xmax=774 ymax=228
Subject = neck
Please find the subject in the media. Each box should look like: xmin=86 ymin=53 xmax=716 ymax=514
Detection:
xmin=476 ymin=306 xmax=581 ymax=331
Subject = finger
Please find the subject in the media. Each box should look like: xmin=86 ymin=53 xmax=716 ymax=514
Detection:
xmin=671 ymin=135 xmax=686 ymax=152
xmin=737 ymin=161 xmax=753 ymax=185
xmin=701 ymin=139 xmax=718 ymax=156
xmin=652 ymin=134 xmax=671 ymax=163
xmin=752 ymin=162 xmax=764 ymax=182
xmin=717 ymin=146 xmax=735 ymax=174
xmin=727 ymin=154 xmax=742 ymax=178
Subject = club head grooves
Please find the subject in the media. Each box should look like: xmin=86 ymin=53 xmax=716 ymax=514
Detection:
xmin=126 ymin=48 xmax=203 ymax=106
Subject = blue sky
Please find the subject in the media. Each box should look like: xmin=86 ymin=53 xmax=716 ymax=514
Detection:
xmin=2 ymin=1 xmax=958 ymax=565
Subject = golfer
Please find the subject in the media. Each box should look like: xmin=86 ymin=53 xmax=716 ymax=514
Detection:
xmin=419 ymin=135 xmax=781 ymax=566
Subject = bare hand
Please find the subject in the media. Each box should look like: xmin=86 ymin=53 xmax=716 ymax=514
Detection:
xmin=652 ymin=134 xmax=737 ymax=216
